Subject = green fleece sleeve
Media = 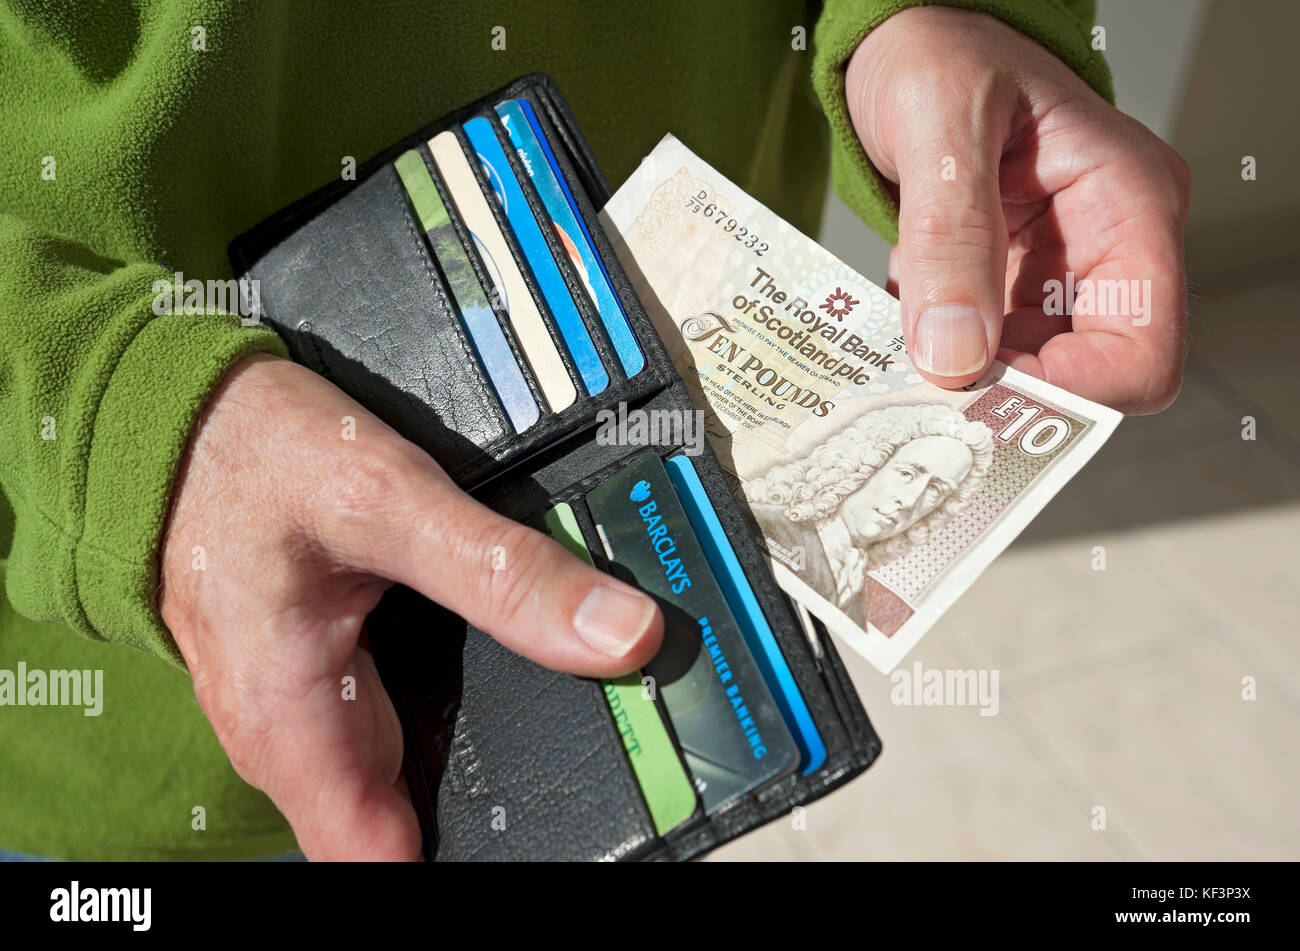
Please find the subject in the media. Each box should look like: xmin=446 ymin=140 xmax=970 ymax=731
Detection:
xmin=812 ymin=0 xmax=1115 ymax=243
xmin=0 ymin=214 xmax=288 ymax=665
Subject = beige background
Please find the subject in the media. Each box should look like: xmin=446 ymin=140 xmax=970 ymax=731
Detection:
xmin=711 ymin=0 xmax=1300 ymax=861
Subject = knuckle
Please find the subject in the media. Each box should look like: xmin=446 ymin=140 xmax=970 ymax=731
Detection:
xmin=338 ymin=447 xmax=408 ymax=510
xmin=887 ymin=72 xmax=940 ymax=121
xmin=319 ymin=441 xmax=420 ymax=536
xmin=965 ymin=68 xmax=1011 ymax=130
xmin=1138 ymin=359 xmax=1185 ymax=415
xmin=905 ymin=202 xmax=1003 ymax=261
xmin=890 ymin=52 xmax=1007 ymax=132
xmin=447 ymin=517 xmax=553 ymax=628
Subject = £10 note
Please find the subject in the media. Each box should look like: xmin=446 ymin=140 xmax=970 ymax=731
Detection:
xmin=601 ymin=135 xmax=1121 ymax=673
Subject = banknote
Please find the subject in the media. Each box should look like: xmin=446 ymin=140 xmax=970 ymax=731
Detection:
xmin=601 ymin=135 xmax=1122 ymax=673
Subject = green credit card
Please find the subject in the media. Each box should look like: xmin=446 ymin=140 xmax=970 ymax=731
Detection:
xmin=542 ymin=502 xmax=697 ymax=836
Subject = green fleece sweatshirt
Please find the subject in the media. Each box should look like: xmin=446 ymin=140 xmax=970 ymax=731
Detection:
xmin=0 ymin=0 xmax=1109 ymax=860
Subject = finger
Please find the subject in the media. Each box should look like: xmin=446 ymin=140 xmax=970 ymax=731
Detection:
xmin=315 ymin=442 xmax=663 ymax=677
xmin=299 ymin=651 xmax=419 ymax=861
xmin=1036 ymin=303 xmax=1187 ymax=415
xmin=998 ymin=305 xmax=1072 ymax=355
xmin=888 ymin=82 xmax=1014 ymax=388
xmin=1010 ymin=135 xmax=1189 ymax=413
xmin=1039 ymin=219 xmax=1189 ymax=413
xmin=1020 ymin=219 xmax=1187 ymax=413
xmin=886 ymin=244 xmax=899 ymax=298
xmin=234 ymin=647 xmax=421 ymax=862
xmin=392 ymin=772 xmax=427 ymax=862
xmin=999 ymin=252 xmax=1187 ymax=414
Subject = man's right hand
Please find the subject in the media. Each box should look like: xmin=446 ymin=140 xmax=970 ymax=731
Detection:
xmin=158 ymin=353 xmax=663 ymax=860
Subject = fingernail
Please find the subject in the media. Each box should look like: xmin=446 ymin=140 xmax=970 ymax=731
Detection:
xmin=913 ymin=305 xmax=988 ymax=376
xmin=573 ymin=586 xmax=655 ymax=657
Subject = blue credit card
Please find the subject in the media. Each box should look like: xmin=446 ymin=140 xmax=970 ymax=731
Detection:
xmin=586 ymin=451 xmax=798 ymax=814
xmin=393 ymin=149 xmax=539 ymax=432
xmin=462 ymin=117 xmax=608 ymax=397
xmin=664 ymin=454 xmax=826 ymax=775
xmin=494 ymin=99 xmax=645 ymax=379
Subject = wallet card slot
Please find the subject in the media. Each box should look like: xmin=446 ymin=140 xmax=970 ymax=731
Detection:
xmin=510 ymin=89 xmax=651 ymax=382
xmin=444 ymin=123 xmax=588 ymax=406
xmin=410 ymin=145 xmax=551 ymax=422
xmin=551 ymin=491 xmax=707 ymax=845
xmin=564 ymin=447 xmax=809 ymax=830
xmin=236 ymin=162 xmax=513 ymax=478
xmin=470 ymin=384 xmax=850 ymax=763
xmin=532 ymin=86 xmax=612 ymax=206
xmin=477 ymin=105 xmax=631 ymax=391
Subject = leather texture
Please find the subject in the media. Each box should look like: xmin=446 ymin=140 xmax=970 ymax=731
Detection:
xmin=369 ymin=586 xmax=658 ymax=862
xmin=229 ymin=73 xmax=881 ymax=862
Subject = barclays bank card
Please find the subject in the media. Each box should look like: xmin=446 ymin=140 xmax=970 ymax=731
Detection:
xmin=585 ymin=450 xmax=797 ymax=813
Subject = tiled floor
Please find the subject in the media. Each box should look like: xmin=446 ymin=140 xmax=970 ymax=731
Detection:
xmin=709 ymin=272 xmax=1300 ymax=861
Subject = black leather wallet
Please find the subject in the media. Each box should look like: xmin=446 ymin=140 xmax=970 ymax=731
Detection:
xmin=230 ymin=73 xmax=881 ymax=861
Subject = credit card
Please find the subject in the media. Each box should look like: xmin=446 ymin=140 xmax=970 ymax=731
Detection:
xmin=462 ymin=117 xmax=608 ymax=398
xmin=540 ymin=501 xmax=697 ymax=836
xmin=494 ymin=99 xmax=645 ymax=379
xmin=427 ymin=131 xmax=577 ymax=413
xmin=664 ymin=455 xmax=826 ymax=775
xmin=585 ymin=451 xmax=797 ymax=813
xmin=393 ymin=149 xmax=539 ymax=433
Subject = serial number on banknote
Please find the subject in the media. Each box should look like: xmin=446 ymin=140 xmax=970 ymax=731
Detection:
xmin=686 ymin=190 xmax=770 ymax=256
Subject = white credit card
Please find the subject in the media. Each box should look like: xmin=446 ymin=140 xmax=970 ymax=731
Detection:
xmin=427 ymin=131 xmax=576 ymax=412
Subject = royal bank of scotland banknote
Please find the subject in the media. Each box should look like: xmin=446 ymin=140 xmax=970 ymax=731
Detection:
xmin=601 ymin=135 xmax=1122 ymax=673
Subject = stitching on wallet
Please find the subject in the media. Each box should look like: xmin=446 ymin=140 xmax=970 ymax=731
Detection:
xmin=387 ymin=167 xmax=506 ymax=444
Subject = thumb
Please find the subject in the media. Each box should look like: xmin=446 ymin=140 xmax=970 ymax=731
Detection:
xmin=896 ymin=131 xmax=1009 ymax=387
xmin=318 ymin=444 xmax=663 ymax=678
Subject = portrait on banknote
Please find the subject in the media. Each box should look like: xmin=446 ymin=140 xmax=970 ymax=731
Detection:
xmin=743 ymin=404 xmax=995 ymax=628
